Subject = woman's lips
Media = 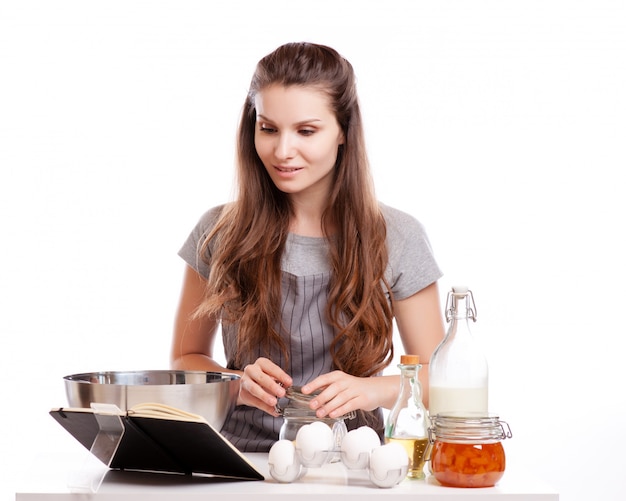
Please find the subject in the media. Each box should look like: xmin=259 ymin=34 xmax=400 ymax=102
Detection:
xmin=274 ymin=165 xmax=303 ymax=174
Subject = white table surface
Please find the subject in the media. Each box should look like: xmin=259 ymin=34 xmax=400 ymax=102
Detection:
xmin=15 ymin=448 xmax=559 ymax=501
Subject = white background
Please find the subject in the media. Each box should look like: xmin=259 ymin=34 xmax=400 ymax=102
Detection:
xmin=1 ymin=1 xmax=625 ymax=499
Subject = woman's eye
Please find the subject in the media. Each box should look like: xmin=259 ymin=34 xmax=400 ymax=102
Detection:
xmin=259 ymin=124 xmax=277 ymax=134
xmin=299 ymin=129 xmax=315 ymax=136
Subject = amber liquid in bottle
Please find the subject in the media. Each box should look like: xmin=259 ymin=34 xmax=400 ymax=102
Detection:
xmin=385 ymin=437 xmax=429 ymax=479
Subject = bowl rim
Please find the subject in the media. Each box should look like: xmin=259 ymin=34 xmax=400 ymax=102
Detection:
xmin=63 ymin=369 xmax=240 ymax=385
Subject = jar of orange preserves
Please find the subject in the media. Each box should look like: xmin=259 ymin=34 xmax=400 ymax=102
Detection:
xmin=428 ymin=413 xmax=512 ymax=488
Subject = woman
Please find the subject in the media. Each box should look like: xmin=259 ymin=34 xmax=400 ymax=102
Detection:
xmin=172 ymin=42 xmax=445 ymax=452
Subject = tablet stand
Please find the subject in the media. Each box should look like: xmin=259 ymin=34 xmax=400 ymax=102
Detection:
xmin=67 ymin=403 xmax=125 ymax=493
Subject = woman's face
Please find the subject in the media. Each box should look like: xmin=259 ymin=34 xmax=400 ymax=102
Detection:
xmin=254 ymin=84 xmax=344 ymax=202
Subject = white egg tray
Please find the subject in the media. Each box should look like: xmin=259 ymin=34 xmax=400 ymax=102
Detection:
xmin=268 ymin=423 xmax=410 ymax=488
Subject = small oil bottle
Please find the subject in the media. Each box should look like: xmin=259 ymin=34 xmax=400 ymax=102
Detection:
xmin=384 ymin=355 xmax=429 ymax=479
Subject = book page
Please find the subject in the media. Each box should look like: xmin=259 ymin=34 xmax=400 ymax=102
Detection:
xmin=128 ymin=403 xmax=206 ymax=422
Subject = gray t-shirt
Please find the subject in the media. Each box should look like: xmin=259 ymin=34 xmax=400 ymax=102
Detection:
xmin=178 ymin=203 xmax=442 ymax=452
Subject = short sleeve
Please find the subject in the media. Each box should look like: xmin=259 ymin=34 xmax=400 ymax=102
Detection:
xmin=382 ymin=204 xmax=443 ymax=301
xmin=178 ymin=205 xmax=225 ymax=279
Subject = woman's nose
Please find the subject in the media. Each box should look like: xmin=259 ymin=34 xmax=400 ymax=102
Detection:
xmin=275 ymin=133 xmax=295 ymax=160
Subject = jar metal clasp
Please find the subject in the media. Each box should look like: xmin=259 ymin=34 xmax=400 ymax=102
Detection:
xmin=275 ymin=385 xmax=356 ymax=420
xmin=499 ymin=419 xmax=513 ymax=440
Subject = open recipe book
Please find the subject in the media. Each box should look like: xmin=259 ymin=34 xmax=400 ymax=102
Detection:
xmin=50 ymin=402 xmax=264 ymax=481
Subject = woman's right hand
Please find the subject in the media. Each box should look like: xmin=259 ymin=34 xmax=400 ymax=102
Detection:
xmin=238 ymin=357 xmax=293 ymax=416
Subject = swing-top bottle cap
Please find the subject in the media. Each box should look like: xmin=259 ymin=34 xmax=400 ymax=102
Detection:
xmin=400 ymin=354 xmax=419 ymax=365
xmin=452 ymin=285 xmax=469 ymax=294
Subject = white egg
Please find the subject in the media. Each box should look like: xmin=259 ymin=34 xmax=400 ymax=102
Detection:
xmin=268 ymin=440 xmax=303 ymax=483
xmin=269 ymin=439 xmax=296 ymax=471
xmin=369 ymin=442 xmax=409 ymax=488
xmin=356 ymin=426 xmax=382 ymax=446
xmin=296 ymin=422 xmax=333 ymax=454
xmin=310 ymin=421 xmax=334 ymax=448
xmin=295 ymin=422 xmax=334 ymax=466
xmin=340 ymin=426 xmax=381 ymax=469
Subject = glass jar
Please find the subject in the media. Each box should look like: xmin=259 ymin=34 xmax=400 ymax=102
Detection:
xmin=279 ymin=407 xmax=349 ymax=446
xmin=428 ymin=413 xmax=512 ymax=488
xmin=276 ymin=386 xmax=354 ymax=457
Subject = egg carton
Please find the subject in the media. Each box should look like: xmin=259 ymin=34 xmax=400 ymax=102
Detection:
xmin=268 ymin=423 xmax=410 ymax=488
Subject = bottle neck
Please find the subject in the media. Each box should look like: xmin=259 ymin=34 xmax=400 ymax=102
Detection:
xmin=399 ymin=364 xmax=423 ymax=400
xmin=441 ymin=292 xmax=480 ymax=351
xmin=446 ymin=293 xmax=475 ymax=322
xmin=399 ymin=363 xmax=420 ymax=379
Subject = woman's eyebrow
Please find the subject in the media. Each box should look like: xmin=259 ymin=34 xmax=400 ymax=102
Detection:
xmin=257 ymin=114 xmax=322 ymax=126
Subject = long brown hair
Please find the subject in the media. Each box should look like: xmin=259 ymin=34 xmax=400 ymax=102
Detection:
xmin=197 ymin=42 xmax=393 ymax=377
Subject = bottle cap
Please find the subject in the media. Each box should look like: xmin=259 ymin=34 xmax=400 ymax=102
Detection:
xmin=400 ymin=354 xmax=419 ymax=365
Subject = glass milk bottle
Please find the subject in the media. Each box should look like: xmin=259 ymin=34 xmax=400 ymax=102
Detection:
xmin=428 ymin=286 xmax=488 ymax=417
xmin=384 ymin=355 xmax=429 ymax=479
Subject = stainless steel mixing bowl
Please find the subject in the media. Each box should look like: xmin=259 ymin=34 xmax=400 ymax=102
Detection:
xmin=63 ymin=370 xmax=239 ymax=430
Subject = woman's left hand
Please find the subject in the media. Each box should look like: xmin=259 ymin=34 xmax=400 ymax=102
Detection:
xmin=300 ymin=371 xmax=393 ymax=419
